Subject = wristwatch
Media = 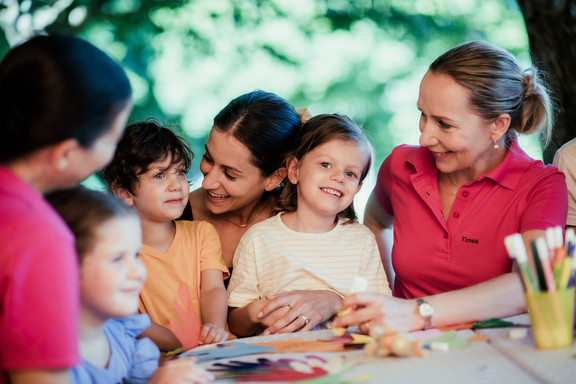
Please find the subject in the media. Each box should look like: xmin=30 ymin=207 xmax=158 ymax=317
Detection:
xmin=416 ymin=298 xmax=434 ymax=330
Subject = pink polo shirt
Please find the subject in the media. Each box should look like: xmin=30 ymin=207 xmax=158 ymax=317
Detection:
xmin=374 ymin=140 xmax=567 ymax=299
xmin=0 ymin=166 xmax=80 ymax=382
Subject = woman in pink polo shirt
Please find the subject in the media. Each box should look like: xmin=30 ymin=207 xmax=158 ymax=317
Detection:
xmin=0 ymin=35 xmax=132 ymax=384
xmin=333 ymin=41 xmax=567 ymax=333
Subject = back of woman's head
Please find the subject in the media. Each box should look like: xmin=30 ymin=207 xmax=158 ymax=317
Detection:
xmin=100 ymin=119 xmax=193 ymax=194
xmin=429 ymin=40 xmax=554 ymax=147
xmin=0 ymin=34 xmax=132 ymax=163
xmin=213 ymin=90 xmax=302 ymax=177
xmin=45 ymin=185 xmax=137 ymax=262
xmin=278 ymin=114 xmax=372 ymax=223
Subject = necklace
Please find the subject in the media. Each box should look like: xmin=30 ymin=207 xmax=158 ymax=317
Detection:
xmin=446 ymin=173 xmax=461 ymax=191
xmin=223 ymin=202 xmax=269 ymax=228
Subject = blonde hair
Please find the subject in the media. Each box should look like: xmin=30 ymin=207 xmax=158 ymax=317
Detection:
xmin=429 ymin=41 xmax=554 ymax=148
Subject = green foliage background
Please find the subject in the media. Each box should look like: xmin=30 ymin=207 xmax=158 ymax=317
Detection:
xmin=0 ymin=0 xmax=534 ymax=191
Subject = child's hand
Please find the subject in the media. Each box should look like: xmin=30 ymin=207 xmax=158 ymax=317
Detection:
xmin=199 ymin=323 xmax=229 ymax=345
xmin=148 ymin=357 xmax=214 ymax=384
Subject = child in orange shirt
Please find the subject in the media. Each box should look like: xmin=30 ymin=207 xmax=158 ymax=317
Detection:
xmin=101 ymin=119 xmax=229 ymax=353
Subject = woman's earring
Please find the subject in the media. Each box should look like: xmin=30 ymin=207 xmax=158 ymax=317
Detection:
xmin=494 ymin=139 xmax=499 ymax=149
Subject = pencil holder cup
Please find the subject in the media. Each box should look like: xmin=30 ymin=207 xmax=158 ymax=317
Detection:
xmin=525 ymin=287 xmax=575 ymax=350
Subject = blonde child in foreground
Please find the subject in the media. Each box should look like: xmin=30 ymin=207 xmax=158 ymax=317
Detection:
xmin=46 ymin=186 xmax=213 ymax=383
xmin=101 ymin=120 xmax=229 ymax=353
xmin=227 ymin=114 xmax=391 ymax=337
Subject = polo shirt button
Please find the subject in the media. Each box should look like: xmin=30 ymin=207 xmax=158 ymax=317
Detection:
xmin=444 ymin=232 xmax=448 ymax=239
xmin=453 ymin=212 xmax=460 ymax=219
xmin=462 ymin=191 xmax=469 ymax=198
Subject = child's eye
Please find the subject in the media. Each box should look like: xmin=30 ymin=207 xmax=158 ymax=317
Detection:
xmin=154 ymin=172 xmax=165 ymax=179
xmin=177 ymin=169 xmax=187 ymax=177
xmin=346 ymin=171 xmax=358 ymax=178
xmin=320 ymin=162 xmax=331 ymax=169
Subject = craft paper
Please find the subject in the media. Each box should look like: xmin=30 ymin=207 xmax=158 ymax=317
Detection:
xmin=254 ymin=339 xmax=348 ymax=353
xmin=180 ymin=341 xmax=275 ymax=361
xmin=169 ymin=283 xmax=201 ymax=350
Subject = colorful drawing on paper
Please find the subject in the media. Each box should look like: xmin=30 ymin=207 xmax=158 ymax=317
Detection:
xmin=208 ymin=354 xmax=370 ymax=383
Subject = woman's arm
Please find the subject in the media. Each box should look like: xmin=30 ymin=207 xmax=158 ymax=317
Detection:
xmin=333 ymin=272 xmax=524 ymax=333
xmin=199 ymin=269 xmax=229 ymax=344
xmin=333 ymin=229 xmax=545 ymax=332
xmin=363 ymin=192 xmax=395 ymax=290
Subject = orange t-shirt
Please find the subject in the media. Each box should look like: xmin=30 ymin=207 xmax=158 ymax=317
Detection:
xmin=138 ymin=220 xmax=228 ymax=340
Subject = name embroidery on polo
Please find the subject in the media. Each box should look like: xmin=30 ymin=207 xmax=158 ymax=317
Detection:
xmin=461 ymin=236 xmax=479 ymax=244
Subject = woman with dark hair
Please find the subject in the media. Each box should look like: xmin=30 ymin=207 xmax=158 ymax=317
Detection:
xmin=182 ymin=90 xmax=302 ymax=271
xmin=333 ymin=41 xmax=567 ymax=333
xmin=0 ymin=35 xmax=132 ymax=384
xmin=181 ymin=91 xmax=347 ymax=333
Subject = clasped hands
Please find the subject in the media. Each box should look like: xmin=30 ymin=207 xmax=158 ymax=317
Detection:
xmin=255 ymin=290 xmax=342 ymax=335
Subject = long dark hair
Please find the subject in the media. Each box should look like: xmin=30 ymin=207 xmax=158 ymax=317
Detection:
xmin=213 ymin=90 xmax=302 ymax=178
xmin=0 ymin=34 xmax=132 ymax=163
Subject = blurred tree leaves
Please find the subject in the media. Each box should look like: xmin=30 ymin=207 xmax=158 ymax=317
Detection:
xmin=0 ymin=0 xmax=532 ymax=172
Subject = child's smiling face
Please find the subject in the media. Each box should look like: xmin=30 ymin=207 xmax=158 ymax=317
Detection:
xmin=288 ymin=138 xmax=368 ymax=219
xmin=80 ymin=214 xmax=145 ymax=321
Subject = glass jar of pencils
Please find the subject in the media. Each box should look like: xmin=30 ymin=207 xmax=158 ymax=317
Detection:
xmin=525 ymin=287 xmax=575 ymax=350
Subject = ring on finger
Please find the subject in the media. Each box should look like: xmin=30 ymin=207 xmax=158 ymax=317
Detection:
xmin=298 ymin=314 xmax=310 ymax=325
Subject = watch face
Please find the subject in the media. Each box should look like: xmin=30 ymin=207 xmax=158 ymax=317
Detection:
xmin=419 ymin=303 xmax=434 ymax=317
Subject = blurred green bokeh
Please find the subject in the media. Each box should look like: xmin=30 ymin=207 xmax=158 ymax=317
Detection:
xmin=0 ymin=0 xmax=538 ymax=211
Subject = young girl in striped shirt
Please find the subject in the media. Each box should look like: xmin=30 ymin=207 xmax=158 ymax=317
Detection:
xmin=227 ymin=114 xmax=390 ymax=337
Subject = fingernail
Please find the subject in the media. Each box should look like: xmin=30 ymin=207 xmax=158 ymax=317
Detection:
xmin=257 ymin=312 xmax=263 ymax=318
xmin=262 ymin=330 xmax=270 ymax=335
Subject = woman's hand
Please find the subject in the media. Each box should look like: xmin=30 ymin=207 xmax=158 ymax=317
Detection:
xmin=258 ymin=290 xmax=342 ymax=334
xmin=199 ymin=323 xmax=229 ymax=345
xmin=149 ymin=357 xmax=214 ymax=384
xmin=331 ymin=292 xmax=417 ymax=333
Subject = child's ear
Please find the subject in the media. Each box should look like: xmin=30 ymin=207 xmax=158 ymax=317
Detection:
xmin=264 ymin=167 xmax=286 ymax=192
xmin=114 ymin=187 xmax=135 ymax=206
xmin=286 ymin=156 xmax=299 ymax=185
xmin=356 ymin=181 xmax=363 ymax=194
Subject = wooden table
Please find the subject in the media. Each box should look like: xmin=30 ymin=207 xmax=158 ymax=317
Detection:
xmin=187 ymin=315 xmax=575 ymax=384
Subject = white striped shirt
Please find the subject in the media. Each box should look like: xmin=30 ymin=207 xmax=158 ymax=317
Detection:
xmin=228 ymin=213 xmax=391 ymax=308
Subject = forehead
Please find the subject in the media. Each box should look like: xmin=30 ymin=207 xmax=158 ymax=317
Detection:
xmin=206 ymin=128 xmax=257 ymax=170
xmin=418 ymin=72 xmax=472 ymax=109
xmin=146 ymin=153 xmax=181 ymax=170
xmin=90 ymin=215 xmax=141 ymax=252
xmin=307 ymin=139 xmax=370 ymax=167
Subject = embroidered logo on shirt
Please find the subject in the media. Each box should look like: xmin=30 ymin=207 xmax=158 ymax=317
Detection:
xmin=461 ymin=236 xmax=479 ymax=244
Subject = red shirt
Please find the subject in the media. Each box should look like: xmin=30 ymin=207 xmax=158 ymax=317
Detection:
xmin=375 ymin=140 xmax=567 ymax=299
xmin=0 ymin=167 xmax=80 ymax=382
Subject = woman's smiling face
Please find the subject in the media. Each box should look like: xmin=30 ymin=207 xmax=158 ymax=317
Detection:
xmin=417 ymin=71 xmax=496 ymax=179
xmin=199 ymin=128 xmax=278 ymax=215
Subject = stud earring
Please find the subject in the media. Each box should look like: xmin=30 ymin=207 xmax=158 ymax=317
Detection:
xmin=494 ymin=139 xmax=499 ymax=149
